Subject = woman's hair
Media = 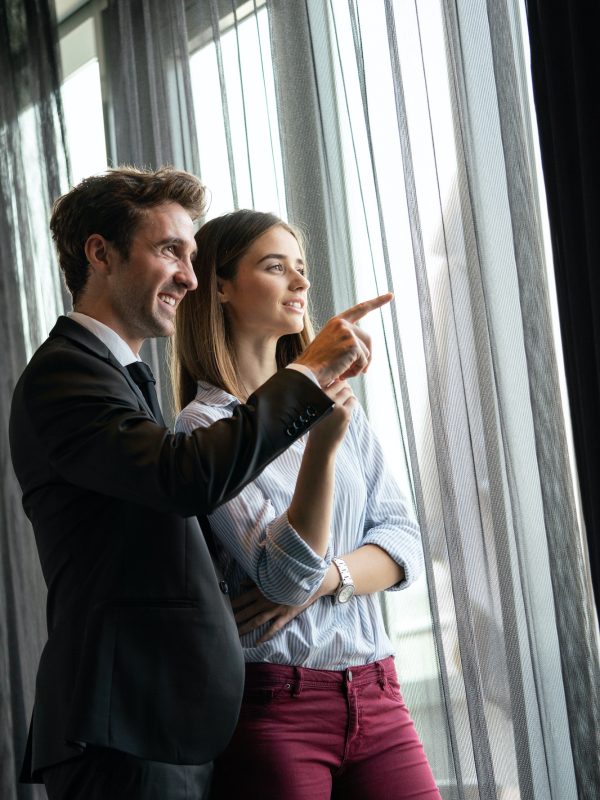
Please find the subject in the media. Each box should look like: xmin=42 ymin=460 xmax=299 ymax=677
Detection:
xmin=172 ymin=209 xmax=315 ymax=410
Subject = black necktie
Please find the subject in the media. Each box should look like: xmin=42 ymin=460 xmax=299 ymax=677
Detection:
xmin=126 ymin=361 xmax=165 ymax=425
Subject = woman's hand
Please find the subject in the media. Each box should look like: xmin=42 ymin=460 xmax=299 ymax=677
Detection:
xmin=307 ymin=379 xmax=356 ymax=452
xmin=232 ymin=584 xmax=316 ymax=644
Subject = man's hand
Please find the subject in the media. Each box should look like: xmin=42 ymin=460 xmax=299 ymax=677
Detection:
xmin=232 ymin=584 xmax=317 ymax=644
xmin=294 ymin=293 xmax=393 ymax=386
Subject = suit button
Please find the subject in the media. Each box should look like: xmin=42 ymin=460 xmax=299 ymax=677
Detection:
xmin=219 ymin=580 xmax=229 ymax=595
xmin=292 ymin=420 xmax=300 ymax=431
xmin=306 ymin=406 xmax=317 ymax=417
xmin=286 ymin=426 xmax=295 ymax=436
xmin=299 ymin=414 xmax=308 ymax=424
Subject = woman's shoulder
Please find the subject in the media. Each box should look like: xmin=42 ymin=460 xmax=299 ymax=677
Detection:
xmin=175 ymin=382 xmax=238 ymax=433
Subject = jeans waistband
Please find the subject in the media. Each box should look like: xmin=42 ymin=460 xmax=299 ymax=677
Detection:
xmin=244 ymin=656 xmax=396 ymax=691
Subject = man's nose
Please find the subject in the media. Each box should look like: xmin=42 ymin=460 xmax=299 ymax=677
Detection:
xmin=177 ymin=256 xmax=198 ymax=291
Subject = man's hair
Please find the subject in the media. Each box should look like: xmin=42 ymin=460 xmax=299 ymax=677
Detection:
xmin=172 ymin=209 xmax=314 ymax=410
xmin=50 ymin=166 xmax=206 ymax=303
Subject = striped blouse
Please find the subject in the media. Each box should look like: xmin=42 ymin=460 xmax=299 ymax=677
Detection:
xmin=175 ymin=380 xmax=423 ymax=670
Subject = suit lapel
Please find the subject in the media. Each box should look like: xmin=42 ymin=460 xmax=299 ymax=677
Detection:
xmin=49 ymin=317 xmax=163 ymax=423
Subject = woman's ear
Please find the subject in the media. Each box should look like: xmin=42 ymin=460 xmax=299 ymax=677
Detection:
xmin=216 ymin=279 xmax=229 ymax=304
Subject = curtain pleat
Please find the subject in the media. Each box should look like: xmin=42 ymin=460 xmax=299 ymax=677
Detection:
xmin=263 ymin=0 xmax=598 ymax=797
xmin=268 ymin=0 xmax=357 ymax=329
xmin=103 ymin=0 xmax=200 ymax=424
xmin=0 ymin=1 xmax=70 ymax=797
xmin=525 ymin=0 xmax=600 ymax=618
xmin=524 ymin=3 xmax=600 ymax=800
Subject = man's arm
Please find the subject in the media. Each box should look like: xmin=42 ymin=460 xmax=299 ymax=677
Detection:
xmin=15 ymin=349 xmax=331 ymax=518
xmin=13 ymin=292 xmax=393 ymax=519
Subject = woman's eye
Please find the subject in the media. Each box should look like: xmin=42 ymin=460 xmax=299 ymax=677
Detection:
xmin=267 ymin=262 xmax=284 ymax=272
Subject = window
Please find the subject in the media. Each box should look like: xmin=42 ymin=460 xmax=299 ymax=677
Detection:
xmin=59 ymin=12 xmax=108 ymax=181
xmin=189 ymin=4 xmax=286 ymax=219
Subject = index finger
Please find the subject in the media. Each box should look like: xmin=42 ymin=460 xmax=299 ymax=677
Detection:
xmin=338 ymin=292 xmax=393 ymax=324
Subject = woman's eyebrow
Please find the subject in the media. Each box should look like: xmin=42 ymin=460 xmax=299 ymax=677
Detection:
xmin=256 ymin=252 xmax=305 ymax=266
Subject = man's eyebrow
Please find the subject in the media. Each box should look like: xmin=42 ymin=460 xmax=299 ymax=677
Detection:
xmin=256 ymin=252 xmax=305 ymax=265
xmin=155 ymin=237 xmax=197 ymax=259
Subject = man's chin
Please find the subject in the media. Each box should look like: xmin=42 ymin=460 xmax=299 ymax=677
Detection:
xmin=142 ymin=319 xmax=175 ymax=340
xmin=151 ymin=309 xmax=176 ymax=337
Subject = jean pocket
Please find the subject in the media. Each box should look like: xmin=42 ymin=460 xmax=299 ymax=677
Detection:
xmin=383 ymin=675 xmax=405 ymax=704
xmin=240 ymin=680 xmax=293 ymax=714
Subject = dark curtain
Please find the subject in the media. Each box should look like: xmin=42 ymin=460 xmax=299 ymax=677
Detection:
xmin=0 ymin=1 xmax=70 ymax=798
xmin=525 ymin=2 xmax=600 ymax=611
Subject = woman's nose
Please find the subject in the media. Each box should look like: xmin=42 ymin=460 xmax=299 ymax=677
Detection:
xmin=292 ymin=271 xmax=310 ymax=290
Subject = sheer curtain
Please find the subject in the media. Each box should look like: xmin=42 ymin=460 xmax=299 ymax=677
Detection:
xmin=5 ymin=0 xmax=599 ymax=798
xmin=268 ymin=0 xmax=600 ymax=800
xmin=96 ymin=0 xmax=598 ymax=795
xmin=0 ymin=1 xmax=70 ymax=797
xmin=525 ymin=1 xmax=600 ymax=613
xmin=102 ymin=0 xmax=201 ymax=424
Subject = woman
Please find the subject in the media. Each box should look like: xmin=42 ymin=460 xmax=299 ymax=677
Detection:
xmin=173 ymin=210 xmax=441 ymax=800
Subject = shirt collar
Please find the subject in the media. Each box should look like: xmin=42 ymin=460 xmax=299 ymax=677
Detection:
xmin=195 ymin=381 xmax=239 ymax=408
xmin=67 ymin=312 xmax=140 ymax=366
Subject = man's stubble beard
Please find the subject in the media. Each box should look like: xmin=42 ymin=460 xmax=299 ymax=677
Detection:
xmin=115 ymin=284 xmax=173 ymax=342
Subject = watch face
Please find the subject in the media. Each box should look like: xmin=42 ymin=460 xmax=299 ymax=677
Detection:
xmin=337 ymin=584 xmax=355 ymax=603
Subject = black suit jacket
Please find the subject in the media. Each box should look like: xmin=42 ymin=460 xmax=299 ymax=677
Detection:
xmin=9 ymin=317 xmax=332 ymax=782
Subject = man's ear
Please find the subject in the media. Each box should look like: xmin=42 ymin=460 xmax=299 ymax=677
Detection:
xmin=84 ymin=234 xmax=113 ymax=275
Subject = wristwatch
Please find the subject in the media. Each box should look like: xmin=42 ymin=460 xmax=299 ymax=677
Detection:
xmin=332 ymin=557 xmax=355 ymax=604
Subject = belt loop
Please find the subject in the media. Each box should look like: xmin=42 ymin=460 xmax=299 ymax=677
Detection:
xmin=376 ymin=660 xmax=386 ymax=689
xmin=293 ymin=666 xmax=303 ymax=696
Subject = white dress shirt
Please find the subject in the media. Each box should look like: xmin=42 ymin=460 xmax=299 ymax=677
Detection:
xmin=67 ymin=312 xmax=139 ymax=366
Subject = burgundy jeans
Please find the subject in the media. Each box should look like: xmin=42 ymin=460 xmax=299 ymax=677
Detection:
xmin=211 ymin=657 xmax=441 ymax=800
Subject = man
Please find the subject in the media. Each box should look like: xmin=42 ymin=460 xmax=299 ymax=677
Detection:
xmin=9 ymin=166 xmax=391 ymax=799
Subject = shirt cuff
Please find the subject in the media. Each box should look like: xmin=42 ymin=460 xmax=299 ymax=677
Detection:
xmin=260 ymin=511 xmax=329 ymax=603
xmin=286 ymin=363 xmax=319 ymax=386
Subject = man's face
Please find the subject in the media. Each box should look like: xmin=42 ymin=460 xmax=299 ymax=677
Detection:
xmin=105 ymin=202 xmax=197 ymax=351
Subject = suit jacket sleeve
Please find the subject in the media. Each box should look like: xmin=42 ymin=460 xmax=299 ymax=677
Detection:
xmin=18 ymin=346 xmax=332 ymax=517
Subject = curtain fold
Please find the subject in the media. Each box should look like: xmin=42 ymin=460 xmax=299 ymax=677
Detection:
xmin=103 ymin=0 xmax=200 ymax=423
xmin=0 ymin=1 xmax=70 ymax=797
xmin=524 ymin=0 xmax=600 ymax=617
xmin=485 ymin=3 xmax=600 ymax=796
xmin=268 ymin=0 xmax=356 ymax=329
xmin=259 ymin=0 xmax=599 ymax=797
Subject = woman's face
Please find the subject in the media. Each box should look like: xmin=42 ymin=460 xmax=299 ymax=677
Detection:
xmin=218 ymin=225 xmax=310 ymax=341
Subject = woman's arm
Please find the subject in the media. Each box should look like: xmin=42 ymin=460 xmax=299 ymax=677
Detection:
xmin=235 ymin=544 xmax=404 ymax=641
xmin=318 ymin=544 xmax=405 ymax=597
xmin=175 ymin=380 xmax=356 ymax=604
xmin=287 ymin=380 xmax=355 ymax=556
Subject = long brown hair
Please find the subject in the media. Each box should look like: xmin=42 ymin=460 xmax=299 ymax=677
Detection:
xmin=172 ymin=209 xmax=315 ymax=411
